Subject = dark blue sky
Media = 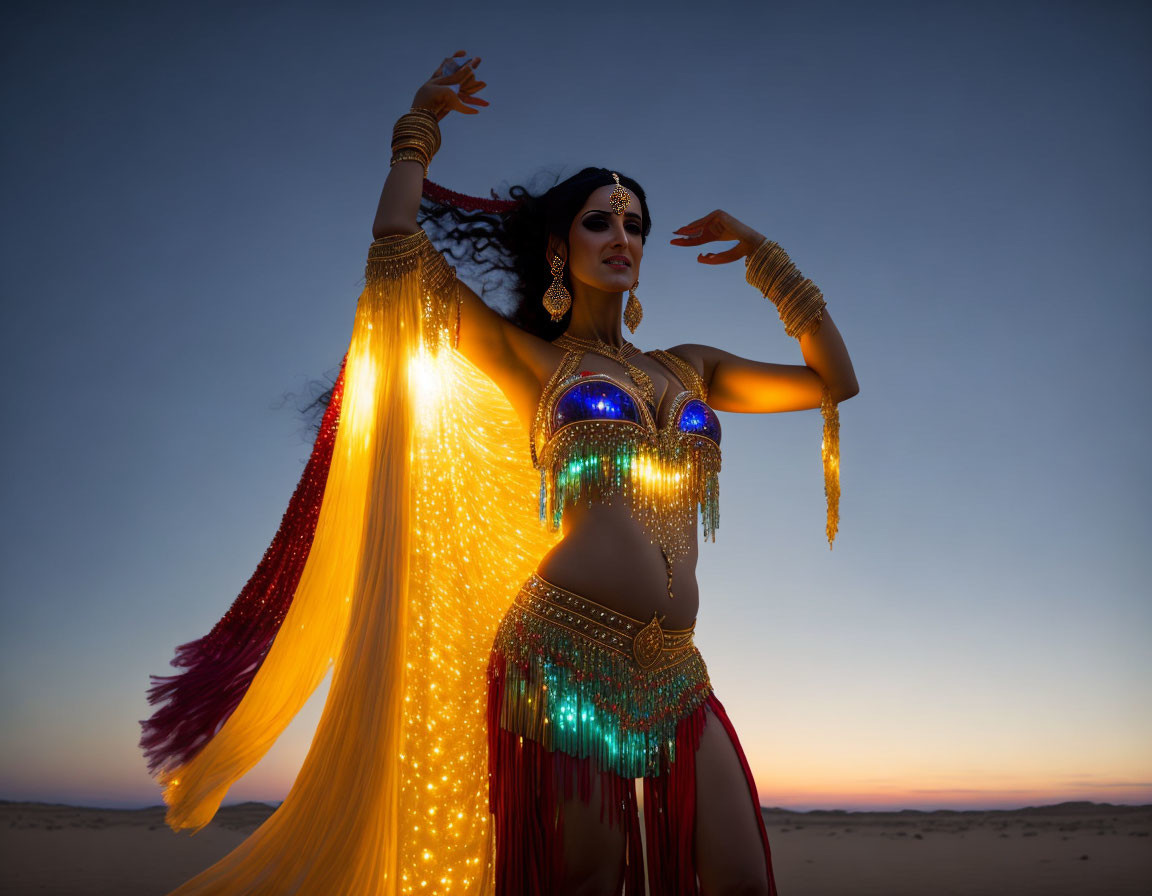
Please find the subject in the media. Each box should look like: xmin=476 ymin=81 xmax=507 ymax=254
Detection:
xmin=1 ymin=0 xmax=1149 ymax=810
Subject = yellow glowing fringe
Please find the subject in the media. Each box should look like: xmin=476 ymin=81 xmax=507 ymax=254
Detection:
xmin=161 ymin=229 xmax=559 ymax=894
xmin=821 ymin=385 xmax=840 ymax=548
xmin=532 ymin=352 xmax=722 ymax=567
xmin=537 ymin=419 xmax=721 ymax=566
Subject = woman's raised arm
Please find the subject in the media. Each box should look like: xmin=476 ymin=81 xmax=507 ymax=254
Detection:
xmin=366 ymin=53 xmax=551 ymax=434
xmin=372 ymin=51 xmax=487 ymax=238
xmin=669 ymin=209 xmax=859 ymax=411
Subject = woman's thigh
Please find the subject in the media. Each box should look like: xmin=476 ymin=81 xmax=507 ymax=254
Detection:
xmin=557 ymin=768 xmax=628 ymax=896
xmin=694 ymin=704 xmax=772 ymax=895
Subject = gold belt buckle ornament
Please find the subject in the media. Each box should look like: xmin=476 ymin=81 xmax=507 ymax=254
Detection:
xmin=633 ymin=612 xmax=666 ymax=669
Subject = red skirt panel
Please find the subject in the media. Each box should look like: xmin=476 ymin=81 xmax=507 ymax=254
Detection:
xmin=485 ymin=574 xmax=779 ymax=894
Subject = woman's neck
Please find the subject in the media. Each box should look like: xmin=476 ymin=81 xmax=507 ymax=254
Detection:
xmin=564 ymin=284 xmax=624 ymax=347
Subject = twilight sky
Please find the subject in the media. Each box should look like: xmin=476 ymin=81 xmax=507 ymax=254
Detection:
xmin=1 ymin=0 xmax=1149 ymax=812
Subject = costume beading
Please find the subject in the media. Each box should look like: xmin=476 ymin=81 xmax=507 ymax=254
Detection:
xmin=532 ymin=338 xmax=722 ymax=597
xmin=486 ymin=576 xmax=778 ymax=895
xmin=143 ymin=223 xmax=778 ymax=895
xmin=490 ymin=572 xmax=712 ymax=780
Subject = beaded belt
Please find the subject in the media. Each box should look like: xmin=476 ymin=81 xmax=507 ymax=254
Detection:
xmin=488 ymin=572 xmax=713 ymax=778
xmin=515 ymin=573 xmax=698 ymax=672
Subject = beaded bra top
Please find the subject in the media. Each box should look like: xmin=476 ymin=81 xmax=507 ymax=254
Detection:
xmin=530 ymin=347 xmax=722 ymax=569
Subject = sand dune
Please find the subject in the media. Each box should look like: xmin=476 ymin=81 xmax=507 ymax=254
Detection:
xmin=1 ymin=799 xmax=1148 ymax=895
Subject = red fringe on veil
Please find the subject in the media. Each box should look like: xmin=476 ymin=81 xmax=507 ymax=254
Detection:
xmin=420 ymin=177 xmax=519 ymax=213
xmin=139 ymin=355 xmax=347 ymax=776
xmin=139 ymin=179 xmax=512 ymax=777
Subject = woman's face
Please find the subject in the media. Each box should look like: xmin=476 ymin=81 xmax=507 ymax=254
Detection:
xmin=562 ymin=184 xmax=644 ymax=293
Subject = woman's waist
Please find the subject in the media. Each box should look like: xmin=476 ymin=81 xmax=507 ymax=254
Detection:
xmin=506 ymin=572 xmax=700 ymax=673
xmin=546 ymin=504 xmax=699 ymax=617
xmin=535 ymin=541 xmax=700 ymax=629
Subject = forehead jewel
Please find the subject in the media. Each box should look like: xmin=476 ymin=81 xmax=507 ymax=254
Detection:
xmin=609 ymin=172 xmax=631 ymax=216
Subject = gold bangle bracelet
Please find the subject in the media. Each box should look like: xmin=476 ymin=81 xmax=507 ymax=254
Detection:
xmin=746 ymin=237 xmax=827 ymax=338
xmin=392 ymin=111 xmax=441 ymax=155
xmin=389 ymin=107 xmax=441 ymax=177
xmin=390 ymin=148 xmax=430 ymax=176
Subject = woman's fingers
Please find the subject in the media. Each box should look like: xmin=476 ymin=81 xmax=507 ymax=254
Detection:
xmin=673 ymin=225 xmax=716 ymax=240
xmin=697 ymin=245 xmax=746 ymax=264
xmin=421 ymin=51 xmax=488 ymax=117
xmin=676 ymin=210 xmax=720 ymax=229
xmin=670 ymin=222 xmax=724 ymax=245
xmin=446 ymin=91 xmax=479 ymax=114
xmin=460 ymin=76 xmax=487 ymax=96
xmin=432 ymin=51 xmax=465 ymax=78
xmin=436 ymin=57 xmax=481 ymax=85
xmin=669 ymin=233 xmax=710 ymax=246
xmin=671 ymin=210 xmax=757 ymax=263
xmin=675 ymin=210 xmax=732 ymax=237
xmin=456 ymin=71 xmax=488 ymax=109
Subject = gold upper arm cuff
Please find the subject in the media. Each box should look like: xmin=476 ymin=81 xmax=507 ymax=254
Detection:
xmin=366 ymin=229 xmax=461 ymax=351
xmin=367 ymin=230 xmax=431 ymax=279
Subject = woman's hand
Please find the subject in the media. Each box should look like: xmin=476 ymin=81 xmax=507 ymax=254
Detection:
xmin=411 ymin=50 xmax=489 ymax=121
xmin=670 ymin=210 xmax=765 ymax=265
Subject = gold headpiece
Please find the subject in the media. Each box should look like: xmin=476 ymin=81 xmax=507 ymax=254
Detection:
xmin=609 ymin=172 xmax=630 ymax=216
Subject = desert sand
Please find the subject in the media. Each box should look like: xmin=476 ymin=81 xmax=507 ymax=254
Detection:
xmin=1 ymin=799 xmax=1148 ymax=895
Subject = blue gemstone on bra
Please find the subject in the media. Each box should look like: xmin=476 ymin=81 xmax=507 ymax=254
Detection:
xmin=553 ymin=381 xmax=642 ymax=429
xmin=677 ymin=399 xmax=722 ymax=445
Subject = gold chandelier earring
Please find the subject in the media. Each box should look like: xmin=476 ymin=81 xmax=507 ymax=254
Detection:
xmin=543 ymin=253 xmax=572 ymax=321
xmin=624 ymin=278 xmax=643 ymax=333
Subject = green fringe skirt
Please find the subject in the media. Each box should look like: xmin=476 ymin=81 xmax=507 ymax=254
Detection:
xmin=486 ymin=571 xmax=713 ymax=780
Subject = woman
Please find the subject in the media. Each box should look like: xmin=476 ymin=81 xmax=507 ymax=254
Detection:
xmin=142 ymin=50 xmax=857 ymax=895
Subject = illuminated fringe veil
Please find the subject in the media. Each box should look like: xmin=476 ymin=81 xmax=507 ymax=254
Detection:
xmin=141 ymin=227 xmax=560 ymax=894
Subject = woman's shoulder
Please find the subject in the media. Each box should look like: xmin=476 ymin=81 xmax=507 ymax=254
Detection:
xmin=654 ymin=344 xmax=708 ymax=382
xmin=502 ymin=326 xmax=571 ymax=390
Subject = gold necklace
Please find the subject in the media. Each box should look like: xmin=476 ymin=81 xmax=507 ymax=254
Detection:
xmin=553 ymin=333 xmax=656 ymax=409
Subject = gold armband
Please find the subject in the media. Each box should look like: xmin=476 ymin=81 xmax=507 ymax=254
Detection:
xmin=745 ymin=237 xmax=827 ymax=339
xmin=366 ymin=229 xmax=460 ymax=351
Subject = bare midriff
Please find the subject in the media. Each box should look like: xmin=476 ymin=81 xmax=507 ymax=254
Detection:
xmin=533 ymin=497 xmax=701 ymax=631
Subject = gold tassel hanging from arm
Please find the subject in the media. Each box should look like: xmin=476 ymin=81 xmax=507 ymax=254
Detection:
xmin=821 ymin=384 xmax=840 ymax=548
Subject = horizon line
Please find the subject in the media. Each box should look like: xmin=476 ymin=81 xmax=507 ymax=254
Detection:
xmin=4 ymin=797 xmax=1150 ymax=815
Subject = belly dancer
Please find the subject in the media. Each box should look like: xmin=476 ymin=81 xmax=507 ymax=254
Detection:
xmin=142 ymin=49 xmax=859 ymax=896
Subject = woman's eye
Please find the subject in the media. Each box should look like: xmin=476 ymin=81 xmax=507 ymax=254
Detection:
xmin=583 ymin=217 xmax=642 ymax=234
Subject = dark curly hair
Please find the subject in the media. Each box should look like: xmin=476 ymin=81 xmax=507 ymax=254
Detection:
xmin=291 ymin=166 xmax=651 ymax=438
xmin=421 ymin=166 xmax=651 ymax=338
